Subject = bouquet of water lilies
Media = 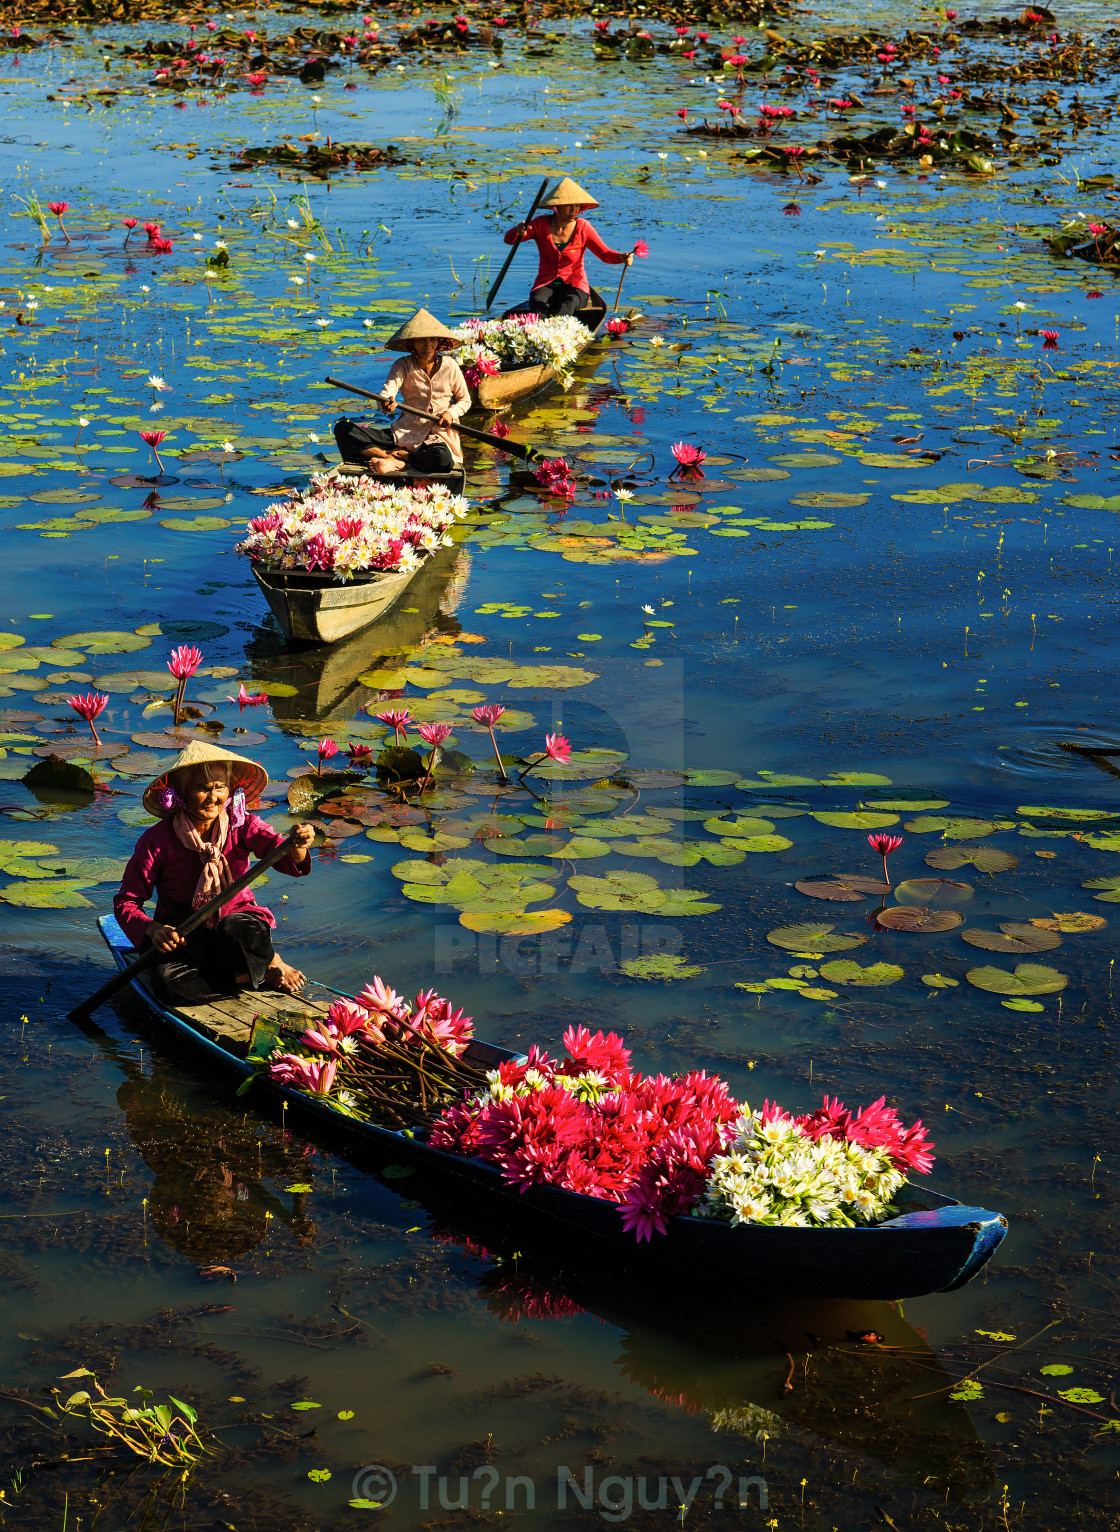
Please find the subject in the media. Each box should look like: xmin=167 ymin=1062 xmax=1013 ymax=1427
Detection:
xmin=236 ymin=472 xmax=469 ymax=581
xmin=266 ymin=977 xmax=488 ymax=1128
xmin=450 ymin=314 xmax=590 ymax=389
xmin=261 ymin=983 xmax=933 ymax=1240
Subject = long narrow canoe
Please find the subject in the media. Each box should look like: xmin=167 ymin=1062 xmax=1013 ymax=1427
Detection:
xmin=471 ymin=289 xmax=610 ymax=413
xmin=94 ymin=914 xmax=1008 ymax=1300
xmin=252 ymin=464 xmax=467 ymax=645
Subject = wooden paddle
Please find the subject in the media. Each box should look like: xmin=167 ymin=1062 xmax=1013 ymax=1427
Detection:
xmin=325 ymin=376 xmax=542 ymax=462
xmin=485 ymin=176 xmax=550 ymax=312
xmin=68 ymin=830 xmax=301 ymax=1023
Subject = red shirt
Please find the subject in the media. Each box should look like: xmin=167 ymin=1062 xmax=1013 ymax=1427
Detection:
xmin=113 ymin=813 xmax=310 ymax=947
xmin=503 ymin=215 xmax=627 ymax=295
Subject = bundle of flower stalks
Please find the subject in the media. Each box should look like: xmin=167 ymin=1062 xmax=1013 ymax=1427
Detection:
xmin=267 ymin=978 xmax=489 ymax=1128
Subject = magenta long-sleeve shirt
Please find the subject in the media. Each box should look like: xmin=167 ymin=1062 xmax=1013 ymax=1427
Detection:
xmin=113 ymin=814 xmax=310 ymax=948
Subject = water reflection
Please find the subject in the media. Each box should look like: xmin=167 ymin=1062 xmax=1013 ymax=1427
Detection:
xmin=246 ymin=546 xmax=471 ymax=721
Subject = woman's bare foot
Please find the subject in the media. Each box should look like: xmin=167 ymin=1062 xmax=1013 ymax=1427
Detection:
xmin=265 ymin=958 xmax=306 ymax=995
xmin=360 ymin=448 xmax=409 ymax=473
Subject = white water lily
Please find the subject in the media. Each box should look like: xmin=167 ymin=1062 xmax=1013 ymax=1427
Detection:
xmin=290 ymin=275 xmax=304 ymax=286
xmin=304 ymin=252 xmax=316 ymax=263
xmin=648 ymin=335 xmax=664 ymax=347
xmin=79 ymin=416 xmax=90 ymax=428
xmin=214 ymin=239 xmax=228 ymax=250
xmin=314 ymin=317 xmax=332 ymax=328
xmin=287 ymin=218 xmax=300 ymax=229
xmin=148 ymin=374 xmax=168 ymax=390
xmin=641 ymin=604 xmax=655 ymax=614
xmin=615 ymin=488 xmax=634 ymax=502
xmin=141 ymin=285 xmax=150 ymax=293
xmin=222 ymin=440 xmax=235 ymax=453
xmin=192 ymin=232 xmax=203 ymax=241
xmin=448 ymin=314 xmax=589 ymax=385
xmin=149 ymin=402 xmax=165 ymax=414
xmin=361 ymin=318 xmax=374 ymax=330
xmin=307 ymin=432 xmax=320 ymax=442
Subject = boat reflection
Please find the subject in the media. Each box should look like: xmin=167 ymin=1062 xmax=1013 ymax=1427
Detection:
xmin=245 ymin=545 xmax=471 ymax=723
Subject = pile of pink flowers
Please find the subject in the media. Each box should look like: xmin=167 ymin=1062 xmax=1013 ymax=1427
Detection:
xmin=532 ymin=456 xmax=577 ymax=499
xmin=430 ymin=1026 xmax=742 ymax=1239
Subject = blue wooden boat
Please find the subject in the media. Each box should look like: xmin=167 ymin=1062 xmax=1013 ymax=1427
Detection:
xmin=95 ymin=914 xmax=1008 ymax=1300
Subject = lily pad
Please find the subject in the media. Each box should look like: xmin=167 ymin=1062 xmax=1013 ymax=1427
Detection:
xmin=1029 ymin=912 xmax=1106 ymax=933
xmin=789 ymin=492 xmax=870 ymax=508
xmin=795 ymin=875 xmax=889 ymax=901
xmin=1083 ymin=876 xmax=1120 ymax=903
xmin=812 ymin=811 xmax=900 ymax=829
xmin=893 ymin=878 xmax=973 ymax=906
xmin=618 ymin=953 xmax=705 ymax=981
xmin=966 ymin=962 xmax=1067 ymax=996
xmin=459 ymin=909 xmax=571 ymax=934
xmin=926 ymin=846 xmax=1018 ymax=873
xmin=0 ymin=879 xmax=93 ymax=908
xmin=704 ymin=815 xmax=775 ymax=838
xmin=818 ymin=959 xmax=904 ymax=987
xmin=876 ymin=906 xmax=964 ymax=933
xmin=961 ymin=923 xmax=1062 ymax=954
xmin=720 ymin=834 xmax=793 ymax=853
xmin=905 ymin=817 xmax=999 ymax=838
xmin=568 ymin=870 xmax=719 ymax=915
xmin=860 ymin=453 xmax=930 ymax=469
xmin=766 ymin=922 xmax=868 ymax=953
xmin=922 ymin=973 xmax=959 ymax=988
xmin=819 ymin=772 xmax=893 ymax=787
xmin=683 ymin=769 xmax=740 ymax=786
xmin=54 ymin=631 xmax=151 ymax=655
xmin=504 ymin=664 xmax=598 ymax=689
xmin=871 ymin=797 xmax=950 ymax=811
xmin=159 ymin=516 xmax=234 ymax=531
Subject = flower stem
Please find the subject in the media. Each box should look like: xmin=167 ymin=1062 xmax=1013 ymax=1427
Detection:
xmin=881 ymin=854 xmax=891 ymax=889
xmin=487 ymin=725 xmax=507 ymax=780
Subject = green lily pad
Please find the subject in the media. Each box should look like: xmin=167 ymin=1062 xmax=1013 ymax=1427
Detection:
xmin=27 ymin=489 xmax=102 ymax=504
xmin=789 ymin=492 xmax=870 ymax=508
xmin=820 ymin=772 xmax=893 ymax=787
xmin=926 ymin=845 xmax=1018 ymax=873
xmin=818 ymin=959 xmax=904 ymax=987
xmin=544 ymin=837 xmax=612 ymax=859
xmin=1002 ymin=997 xmax=1045 ymax=1011
xmin=720 ymin=834 xmax=793 ymax=853
xmin=860 ymin=453 xmax=931 ymax=469
xmin=904 ymin=816 xmax=999 ymax=837
xmin=36 ymin=855 xmax=128 ymax=882
xmin=1061 ymin=495 xmax=1120 ymax=511
xmin=966 ymin=962 xmax=1067 ymax=995
xmin=0 ymin=634 xmax=25 ymax=651
xmin=159 ymin=516 xmax=234 ymax=531
xmin=766 ymin=923 xmax=868 ymax=953
xmin=683 ymin=769 xmax=740 ymax=786
xmin=961 ymin=923 xmax=1061 ymax=953
xmin=872 ymin=797 xmax=950 ymax=811
xmin=1017 ymin=805 xmax=1115 ymax=821
xmin=767 ymin=453 xmax=843 ymax=468
xmin=568 ymin=870 xmax=719 ymax=915
xmin=703 ymin=816 xmax=776 ymax=837
xmin=459 ymin=909 xmax=571 ymax=934
xmin=618 ymin=953 xmax=705 ymax=981
xmin=922 ymin=973 xmax=959 ymax=988
xmin=54 ymin=631 xmax=152 ymax=654
xmin=812 ymin=811 xmax=900 ymax=829
xmin=83 ymin=506 xmax=153 ymax=523
xmin=1 ymin=879 xmax=93 ymax=907
xmin=504 ymin=664 xmax=598 ymax=689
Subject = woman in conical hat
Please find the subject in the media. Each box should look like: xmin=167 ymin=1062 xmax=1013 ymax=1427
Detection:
xmin=333 ymin=307 xmax=471 ymax=475
xmin=502 ymin=177 xmax=637 ymax=317
xmin=113 ymin=740 xmax=315 ymax=1003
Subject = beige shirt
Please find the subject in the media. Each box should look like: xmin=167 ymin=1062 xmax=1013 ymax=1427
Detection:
xmin=381 ymin=353 xmax=471 ymax=463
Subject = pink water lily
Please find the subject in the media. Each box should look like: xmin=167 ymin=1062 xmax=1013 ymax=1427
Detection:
xmin=68 ymin=691 xmax=108 ymax=746
xmin=47 ymin=200 xmax=70 ymax=240
xmin=416 ymin=722 xmax=453 ymax=792
xmin=227 ymin=682 xmax=268 ymax=711
xmin=544 ymin=732 xmax=571 ymax=763
xmin=269 ymin=1053 xmax=337 ymax=1096
xmin=168 ymin=644 xmax=202 ymax=722
xmin=632 ymin=238 xmax=649 ymax=258
xmin=607 ymin=317 xmax=630 ymax=336
xmin=472 ymin=703 xmax=508 ymax=779
xmin=669 ymin=441 xmax=707 ymax=479
xmin=317 ymin=737 xmax=338 ymax=774
xmin=347 ymin=741 xmax=374 ymax=768
xmin=375 ymin=708 xmax=412 ymax=743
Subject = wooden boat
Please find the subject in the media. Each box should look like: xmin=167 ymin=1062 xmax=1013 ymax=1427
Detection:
xmin=252 ymin=463 xmax=468 ymax=646
xmin=94 ymin=914 xmax=1009 ymax=1300
xmin=249 ymin=545 xmax=470 ymax=721
xmin=471 ymin=289 xmax=611 ymax=413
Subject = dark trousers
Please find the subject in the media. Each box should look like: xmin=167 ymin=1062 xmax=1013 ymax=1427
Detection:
xmin=153 ymin=910 xmax=275 ymax=1004
xmin=333 ymin=417 xmax=454 ymax=473
xmin=528 ymin=281 xmax=587 ymax=317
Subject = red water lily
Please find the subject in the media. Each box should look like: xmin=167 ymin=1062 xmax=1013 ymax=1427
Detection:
xmin=347 ymin=741 xmax=374 ymax=768
xmin=633 ymin=238 xmax=649 ymax=257
xmin=317 ymin=737 xmax=338 ymax=774
xmin=227 ymin=682 xmax=268 ymax=711
xmin=670 ymin=441 xmax=707 ymax=478
xmin=47 ymin=201 xmax=70 ymax=240
xmin=606 ymin=317 xmax=630 ymax=335
xmin=375 ymin=708 xmax=412 ymax=743
xmin=868 ymin=832 xmax=903 ymax=886
xmin=140 ymin=428 xmax=168 ymax=473
xmin=1040 ymin=329 xmax=1059 ymax=349
xmin=68 ymin=691 xmax=108 ymax=746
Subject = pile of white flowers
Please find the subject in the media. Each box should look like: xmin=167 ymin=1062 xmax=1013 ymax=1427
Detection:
xmin=450 ymin=314 xmax=590 ymax=387
xmin=697 ymin=1108 xmax=907 ymax=1230
xmin=235 ymin=472 xmax=470 ymax=582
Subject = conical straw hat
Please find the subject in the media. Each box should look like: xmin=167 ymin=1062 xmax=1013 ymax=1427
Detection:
xmin=144 ymin=738 xmax=269 ymax=818
xmin=544 ymin=177 xmax=599 ymax=209
xmin=385 ymin=307 xmax=461 ymax=352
